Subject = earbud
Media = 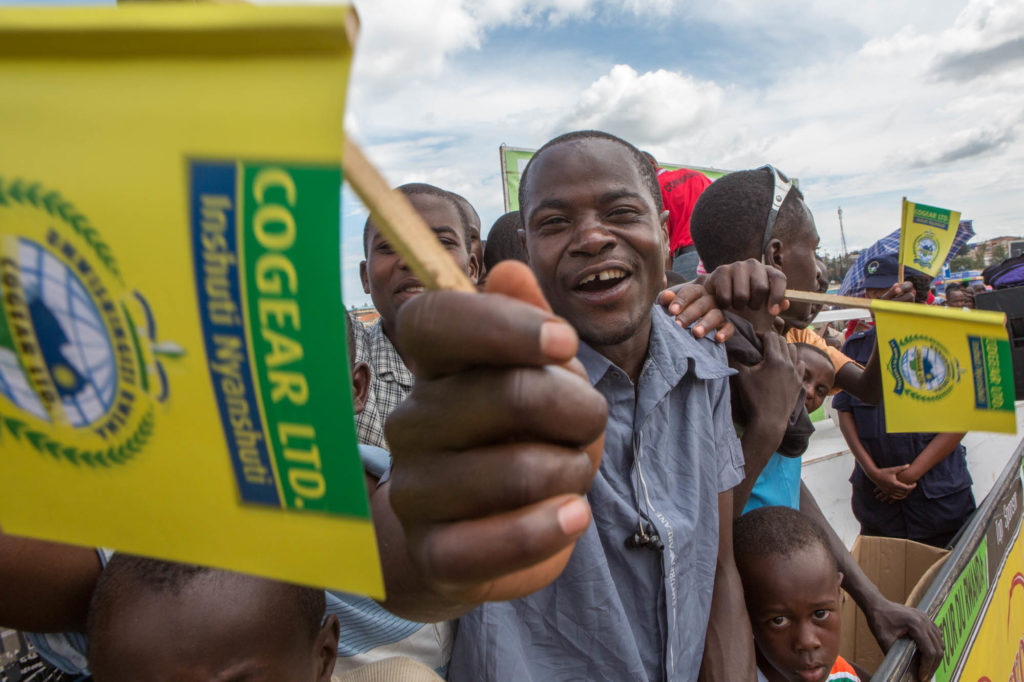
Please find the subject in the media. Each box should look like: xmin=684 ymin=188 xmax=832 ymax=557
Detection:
xmin=625 ymin=524 xmax=664 ymax=551
xmin=645 ymin=523 xmax=664 ymax=553
xmin=625 ymin=531 xmax=647 ymax=549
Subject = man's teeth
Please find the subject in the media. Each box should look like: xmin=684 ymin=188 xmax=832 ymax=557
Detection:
xmin=404 ymin=286 xmax=425 ymax=294
xmin=579 ymin=269 xmax=627 ymax=285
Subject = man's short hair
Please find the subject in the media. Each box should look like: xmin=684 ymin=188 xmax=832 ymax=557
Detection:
xmin=793 ymin=342 xmax=831 ymax=365
xmin=734 ymin=506 xmax=837 ymax=572
xmin=363 ymin=183 xmax=472 ymax=256
xmin=484 ymin=211 xmax=527 ymax=270
xmin=690 ymin=167 xmax=808 ymax=271
xmin=87 ymin=555 xmax=326 ymax=647
xmin=518 ymin=130 xmax=663 ymax=218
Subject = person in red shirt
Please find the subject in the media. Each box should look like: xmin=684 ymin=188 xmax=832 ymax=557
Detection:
xmin=644 ymin=152 xmax=712 ymax=280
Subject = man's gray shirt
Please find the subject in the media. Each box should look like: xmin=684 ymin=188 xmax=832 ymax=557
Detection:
xmin=448 ymin=307 xmax=745 ymax=681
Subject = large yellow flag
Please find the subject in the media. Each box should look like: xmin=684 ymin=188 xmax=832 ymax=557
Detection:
xmin=873 ymin=299 xmax=1017 ymax=434
xmin=0 ymin=5 xmax=383 ymax=596
xmin=898 ymin=198 xmax=963 ymax=278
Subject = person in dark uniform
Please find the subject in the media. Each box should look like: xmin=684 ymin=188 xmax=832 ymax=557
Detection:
xmin=833 ymin=255 xmax=975 ymax=548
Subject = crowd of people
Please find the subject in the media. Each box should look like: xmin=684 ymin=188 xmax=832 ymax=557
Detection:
xmin=3 ymin=129 xmax=982 ymax=681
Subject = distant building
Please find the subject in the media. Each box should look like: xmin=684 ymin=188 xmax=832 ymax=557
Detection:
xmin=350 ymin=306 xmax=380 ymax=326
xmin=984 ymin=236 xmax=1021 ymax=264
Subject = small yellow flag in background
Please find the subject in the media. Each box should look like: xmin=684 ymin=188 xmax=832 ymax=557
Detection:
xmin=873 ymin=299 xmax=1017 ymax=434
xmin=0 ymin=4 xmax=383 ymax=597
xmin=898 ymin=198 xmax=963 ymax=279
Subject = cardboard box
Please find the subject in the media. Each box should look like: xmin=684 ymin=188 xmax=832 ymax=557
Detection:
xmin=839 ymin=536 xmax=950 ymax=673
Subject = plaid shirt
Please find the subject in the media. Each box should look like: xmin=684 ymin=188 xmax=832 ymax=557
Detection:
xmin=355 ymin=321 xmax=414 ymax=450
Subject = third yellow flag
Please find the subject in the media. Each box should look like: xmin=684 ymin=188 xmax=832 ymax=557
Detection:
xmin=898 ymin=198 xmax=962 ymax=278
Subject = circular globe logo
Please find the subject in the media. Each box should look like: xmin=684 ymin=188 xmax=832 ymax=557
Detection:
xmin=899 ymin=344 xmax=948 ymax=393
xmin=0 ymin=238 xmax=118 ymax=427
xmin=0 ymin=176 xmax=164 ymax=468
xmin=913 ymin=232 xmax=939 ymax=269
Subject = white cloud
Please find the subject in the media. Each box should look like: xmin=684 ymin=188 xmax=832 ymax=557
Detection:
xmin=351 ymin=0 xmax=680 ymax=85
xmin=557 ymin=65 xmax=723 ymax=144
xmin=339 ymin=0 xmax=1024 ymax=306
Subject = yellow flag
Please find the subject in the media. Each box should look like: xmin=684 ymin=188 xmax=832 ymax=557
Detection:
xmin=0 ymin=4 xmax=383 ymax=597
xmin=898 ymin=198 xmax=962 ymax=278
xmin=873 ymin=299 xmax=1017 ymax=434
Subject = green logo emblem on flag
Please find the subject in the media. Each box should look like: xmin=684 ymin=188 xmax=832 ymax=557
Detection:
xmin=888 ymin=334 xmax=961 ymax=402
xmin=0 ymin=177 xmax=169 ymax=467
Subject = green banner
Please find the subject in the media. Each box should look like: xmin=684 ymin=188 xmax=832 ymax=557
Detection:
xmin=499 ymin=144 xmax=730 ymax=212
xmin=934 ymin=538 xmax=990 ymax=682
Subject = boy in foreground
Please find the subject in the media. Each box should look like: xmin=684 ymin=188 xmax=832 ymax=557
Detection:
xmin=86 ymin=554 xmax=341 ymax=682
xmin=87 ymin=554 xmax=443 ymax=682
xmin=735 ymin=506 xmax=866 ymax=682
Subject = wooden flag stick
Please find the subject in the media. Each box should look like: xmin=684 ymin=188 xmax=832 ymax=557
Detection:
xmin=342 ymin=138 xmax=476 ymax=294
xmin=897 ymin=197 xmax=907 ymax=285
xmin=785 ymin=289 xmax=871 ymax=310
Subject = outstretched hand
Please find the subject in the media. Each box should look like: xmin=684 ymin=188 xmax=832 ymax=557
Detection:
xmin=386 ymin=261 xmax=607 ymax=607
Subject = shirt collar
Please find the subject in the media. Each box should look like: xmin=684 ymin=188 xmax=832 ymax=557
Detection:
xmin=576 ymin=305 xmax=734 ymax=387
xmin=368 ymin=322 xmax=415 ymax=387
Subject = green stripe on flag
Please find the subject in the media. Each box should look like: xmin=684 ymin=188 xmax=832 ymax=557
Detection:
xmin=240 ymin=162 xmax=367 ymax=519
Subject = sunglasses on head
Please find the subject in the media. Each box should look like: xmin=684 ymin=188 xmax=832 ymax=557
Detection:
xmin=758 ymin=164 xmax=793 ymax=261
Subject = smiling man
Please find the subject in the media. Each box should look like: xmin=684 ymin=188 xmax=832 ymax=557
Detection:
xmin=381 ymin=131 xmax=751 ymax=681
xmin=356 ymin=182 xmax=479 ymax=448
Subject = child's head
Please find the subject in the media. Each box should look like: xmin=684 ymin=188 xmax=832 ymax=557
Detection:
xmin=944 ymin=282 xmax=969 ymax=308
xmin=360 ymin=183 xmax=479 ymax=338
xmin=690 ymin=166 xmax=820 ymax=328
xmin=793 ymin=343 xmax=834 ymax=413
xmin=87 ymin=555 xmax=338 ymax=682
xmin=734 ymin=507 xmax=843 ymax=682
xmin=483 ymin=210 xmax=527 ymax=272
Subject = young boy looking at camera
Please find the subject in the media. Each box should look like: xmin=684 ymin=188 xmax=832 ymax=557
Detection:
xmin=734 ymin=506 xmax=864 ymax=682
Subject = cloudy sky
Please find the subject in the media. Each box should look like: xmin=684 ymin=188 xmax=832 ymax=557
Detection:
xmin=8 ymin=0 xmax=1024 ymax=306
xmin=336 ymin=0 xmax=1024 ymax=306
